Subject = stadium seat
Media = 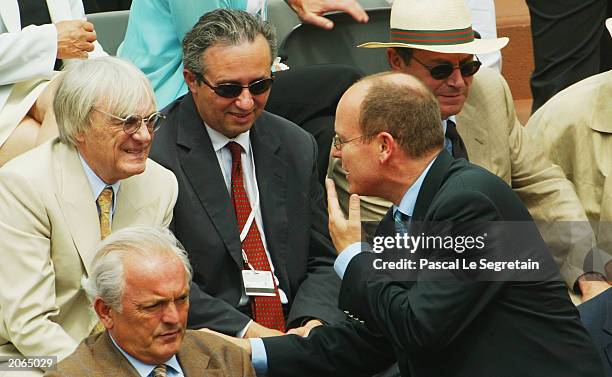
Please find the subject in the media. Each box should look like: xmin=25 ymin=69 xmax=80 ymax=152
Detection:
xmin=86 ymin=10 xmax=129 ymax=56
xmin=268 ymin=0 xmax=390 ymax=43
xmin=279 ymin=8 xmax=391 ymax=75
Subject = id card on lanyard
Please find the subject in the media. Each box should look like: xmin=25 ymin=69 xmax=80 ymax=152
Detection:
xmin=235 ymin=149 xmax=276 ymax=297
xmin=240 ymin=205 xmax=276 ymax=297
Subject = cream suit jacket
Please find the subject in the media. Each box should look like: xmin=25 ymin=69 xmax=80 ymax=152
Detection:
xmin=527 ymin=70 xmax=612 ymax=255
xmin=0 ymin=139 xmax=178 ymax=370
xmin=329 ymin=67 xmax=595 ymax=287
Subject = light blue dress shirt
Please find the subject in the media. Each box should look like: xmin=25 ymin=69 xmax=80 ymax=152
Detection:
xmin=109 ymin=334 xmax=184 ymax=377
xmin=333 ymin=156 xmax=437 ymax=279
xmin=250 ymin=156 xmax=439 ymax=375
xmin=118 ymin=0 xmax=267 ymax=109
xmin=78 ymin=153 xmax=120 ymax=221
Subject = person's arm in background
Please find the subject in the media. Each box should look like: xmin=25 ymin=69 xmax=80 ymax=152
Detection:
xmin=69 ymin=0 xmax=107 ymax=58
xmin=285 ymin=0 xmax=369 ymax=29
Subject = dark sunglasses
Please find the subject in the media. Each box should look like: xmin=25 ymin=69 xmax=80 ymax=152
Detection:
xmin=412 ymin=56 xmax=482 ymax=80
xmin=93 ymin=108 xmax=165 ymax=135
xmin=197 ymin=74 xmax=275 ymax=98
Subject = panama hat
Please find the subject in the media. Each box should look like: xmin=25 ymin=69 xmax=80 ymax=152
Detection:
xmin=607 ymin=18 xmax=611 ymax=38
xmin=359 ymin=0 xmax=508 ymax=54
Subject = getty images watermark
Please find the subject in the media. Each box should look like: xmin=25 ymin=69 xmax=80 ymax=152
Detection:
xmin=371 ymin=232 xmax=540 ymax=272
xmin=360 ymin=221 xmax=567 ymax=281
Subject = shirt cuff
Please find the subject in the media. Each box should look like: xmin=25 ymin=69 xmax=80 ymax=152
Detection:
xmin=249 ymin=338 xmax=268 ymax=376
xmin=334 ymin=242 xmax=370 ymax=279
xmin=237 ymin=319 xmax=253 ymax=338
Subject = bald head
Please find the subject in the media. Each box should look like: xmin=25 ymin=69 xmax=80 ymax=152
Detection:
xmin=339 ymin=72 xmax=444 ymax=158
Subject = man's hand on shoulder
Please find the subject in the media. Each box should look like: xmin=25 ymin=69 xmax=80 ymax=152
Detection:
xmin=286 ymin=319 xmax=323 ymax=337
xmin=244 ymin=321 xmax=286 ymax=338
xmin=577 ymin=276 xmax=611 ymax=303
xmin=285 ymin=0 xmax=369 ymax=30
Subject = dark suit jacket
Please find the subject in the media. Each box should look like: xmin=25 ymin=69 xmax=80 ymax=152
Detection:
xmin=150 ymin=93 xmax=343 ymax=334
xmin=579 ymin=288 xmax=612 ymax=377
xmin=45 ymin=330 xmax=254 ymax=377
xmin=264 ymin=151 xmax=604 ymax=377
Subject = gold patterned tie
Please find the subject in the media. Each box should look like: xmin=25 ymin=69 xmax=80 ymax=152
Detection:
xmin=152 ymin=365 xmax=167 ymax=377
xmin=97 ymin=187 xmax=113 ymax=240
xmin=90 ymin=187 xmax=114 ymax=336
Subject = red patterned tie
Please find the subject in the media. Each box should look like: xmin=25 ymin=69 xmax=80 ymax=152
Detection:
xmin=227 ymin=141 xmax=286 ymax=332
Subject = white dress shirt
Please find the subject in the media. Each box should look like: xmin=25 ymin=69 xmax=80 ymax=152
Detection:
xmin=204 ymin=125 xmax=289 ymax=336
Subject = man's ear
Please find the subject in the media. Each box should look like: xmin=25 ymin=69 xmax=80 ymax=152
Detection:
xmin=94 ymin=297 xmax=114 ymax=330
xmin=184 ymin=69 xmax=200 ymax=93
xmin=387 ymin=48 xmax=406 ymax=72
xmin=74 ymin=132 xmax=85 ymax=144
xmin=377 ymin=132 xmax=395 ymax=163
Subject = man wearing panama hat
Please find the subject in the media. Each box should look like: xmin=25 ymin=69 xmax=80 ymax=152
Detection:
xmin=525 ymin=19 xmax=612 ymax=297
xmin=328 ymin=0 xmax=610 ymax=303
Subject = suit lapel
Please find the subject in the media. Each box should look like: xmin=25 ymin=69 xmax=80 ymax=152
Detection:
xmin=177 ymin=333 xmax=213 ymax=377
xmin=456 ymin=71 xmax=495 ymax=173
xmin=176 ymin=94 xmax=244 ymax=268
xmin=112 ymin=167 xmax=159 ymax=230
xmin=54 ymin=141 xmax=100 ymax=274
xmin=412 ymin=151 xmax=454 ymax=221
xmin=95 ymin=332 xmax=141 ymax=376
xmin=251 ymin=116 xmax=290 ymax=291
xmin=0 ymin=0 xmax=21 ymax=32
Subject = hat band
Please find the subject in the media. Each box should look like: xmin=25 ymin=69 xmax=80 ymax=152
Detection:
xmin=390 ymin=27 xmax=474 ymax=45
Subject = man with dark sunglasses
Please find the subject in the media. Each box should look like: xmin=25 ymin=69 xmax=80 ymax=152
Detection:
xmin=329 ymin=0 xmax=610 ymax=303
xmin=149 ymin=9 xmax=345 ymax=342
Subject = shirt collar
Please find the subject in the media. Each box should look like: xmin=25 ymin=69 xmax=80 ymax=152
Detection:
xmin=78 ymin=153 xmax=120 ymax=209
xmin=109 ymin=334 xmax=182 ymax=377
xmin=205 ymin=124 xmax=251 ymax=154
xmin=393 ymin=155 xmax=438 ymax=218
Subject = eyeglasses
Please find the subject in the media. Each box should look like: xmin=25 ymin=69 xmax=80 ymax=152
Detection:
xmin=412 ymin=56 xmax=482 ymax=80
xmin=332 ymin=134 xmax=367 ymax=151
xmin=93 ymin=108 xmax=165 ymax=135
xmin=197 ymin=74 xmax=275 ymax=98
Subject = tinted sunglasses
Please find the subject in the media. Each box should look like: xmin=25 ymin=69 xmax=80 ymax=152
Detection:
xmin=93 ymin=108 xmax=165 ymax=135
xmin=197 ymin=74 xmax=275 ymax=98
xmin=412 ymin=56 xmax=482 ymax=80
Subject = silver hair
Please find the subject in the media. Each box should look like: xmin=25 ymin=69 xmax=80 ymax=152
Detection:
xmin=53 ymin=56 xmax=155 ymax=147
xmin=82 ymin=226 xmax=192 ymax=312
xmin=182 ymin=8 xmax=277 ymax=77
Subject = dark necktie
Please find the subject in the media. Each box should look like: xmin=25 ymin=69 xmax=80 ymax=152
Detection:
xmin=393 ymin=209 xmax=410 ymax=234
xmin=227 ymin=142 xmax=286 ymax=332
xmin=445 ymin=119 xmax=469 ymax=160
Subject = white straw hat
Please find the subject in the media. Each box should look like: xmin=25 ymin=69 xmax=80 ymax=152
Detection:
xmin=359 ymin=0 xmax=509 ymax=54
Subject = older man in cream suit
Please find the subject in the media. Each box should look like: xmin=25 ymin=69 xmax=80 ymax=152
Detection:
xmin=0 ymin=0 xmax=106 ymax=165
xmin=525 ymin=20 xmax=612 ymax=284
xmin=0 ymin=57 xmax=177 ymax=376
xmin=329 ymin=0 xmax=606 ymax=302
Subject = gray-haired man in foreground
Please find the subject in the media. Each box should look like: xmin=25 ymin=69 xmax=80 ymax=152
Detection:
xmin=46 ymin=226 xmax=255 ymax=377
